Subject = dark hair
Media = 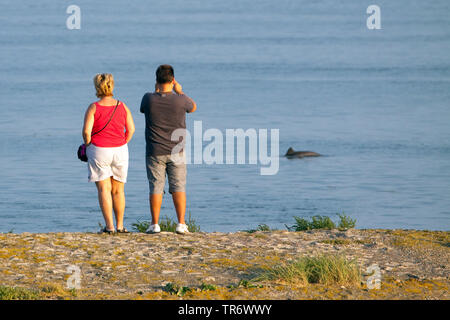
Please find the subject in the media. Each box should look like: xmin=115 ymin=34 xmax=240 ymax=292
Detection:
xmin=156 ymin=64 xmax=174 ymax=84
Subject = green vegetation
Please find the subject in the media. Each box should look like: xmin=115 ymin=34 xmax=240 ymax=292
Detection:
xmin=163 ymin=283 xmax=192 ymax=296
xmin=227 ymin=279 xmax=263 ymax=290
xmin=286 ymin=213 xmax=356 ymax=231
xmin=286 ymin=215 xmax=335 ymax=231
xmin=318 ymin=239 xmax=372 ymax=246
xmin=242 ymin=224 xmax=273 ymax=233
xmin=164 ymin=280 xmax=262 ymax=296
xmin=131 ymin=219 xmax=150 ymax=233
xmin=319 ymin=239 xmax=352 ymax=245
xmin=68 ymin=288 xmax=77 ymax=297
xmin=162 ymin=280 xmax=263 ymax=298
xmin=255 ymin=254 xmax=361 ymax=286
xmin=131 ymin=212 xmax=201 ymax=233
xmin=337 ymin=213 xmax=356 ymax=230
xmin=0 ymin=286 xmax=41 ymax=300
xmin=200 ymin=283 xmax=217 ymax=291
xmin=237 ymin=279 xmax=263 ymax=289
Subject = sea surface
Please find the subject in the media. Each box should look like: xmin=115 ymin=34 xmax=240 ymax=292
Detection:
xmin=1 ymin=0 xmax=449 ymax=232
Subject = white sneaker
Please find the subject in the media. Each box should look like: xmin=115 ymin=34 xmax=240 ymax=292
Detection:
xmin=146 ymin=224 xmax=160 ymax=234
xmin=176 ymin=223 xmax=189 ymax=234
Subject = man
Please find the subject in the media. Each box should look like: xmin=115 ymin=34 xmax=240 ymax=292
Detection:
xmin=140 ymin=65 xmax=197 ymax=234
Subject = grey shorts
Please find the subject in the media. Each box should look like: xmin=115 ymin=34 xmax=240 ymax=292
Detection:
xmin=146 ymin=152 xmax=186 ymax=194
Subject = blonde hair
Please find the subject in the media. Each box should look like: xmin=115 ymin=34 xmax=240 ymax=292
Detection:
xmin=93 ymin=73 xmax=114 ymax=98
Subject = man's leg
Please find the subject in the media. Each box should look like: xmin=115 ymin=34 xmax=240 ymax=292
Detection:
xmin=150 ymin=193 xmax=163 ymax=225
xmin=95 ymin=178 xmax=114 ymax=231
xmin=167 ymin=153 xmax=187 ymax=225
xmin=171 ymin=192 xmax=186 ymax=224
xmin=111 ymin=177 xmax=125 ymax=230
xmin=146 ymin=155 xmax=166 ymax=225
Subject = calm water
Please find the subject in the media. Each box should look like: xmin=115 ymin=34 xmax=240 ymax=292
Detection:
xmin=0 ymin=0 xmax=449 ymax=232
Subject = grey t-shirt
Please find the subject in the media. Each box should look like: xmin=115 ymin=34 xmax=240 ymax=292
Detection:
xmin=140 ymin=91 xmax=194 ymax=156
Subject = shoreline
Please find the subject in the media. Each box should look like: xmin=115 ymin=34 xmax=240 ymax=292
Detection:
xmin=0 ymin=229 xmax=448 ymax=300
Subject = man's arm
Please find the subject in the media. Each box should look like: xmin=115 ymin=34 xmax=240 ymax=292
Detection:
xmin=140 ymin=93 xmax=149 ymax=114
xmin=187 ymin=97 xmax=197 ymax=113
xmin=173 ymin=79 xmax=197 ymax=113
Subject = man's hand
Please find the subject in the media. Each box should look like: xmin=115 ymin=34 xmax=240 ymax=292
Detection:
xmin=173 ymin=79 xmax=183 ymax=94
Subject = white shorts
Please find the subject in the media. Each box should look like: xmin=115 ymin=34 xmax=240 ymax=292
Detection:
xmin=86 ymin=144 xmax=129 ymax=183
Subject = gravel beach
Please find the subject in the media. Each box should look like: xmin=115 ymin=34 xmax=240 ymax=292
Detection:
xmin=0 ymin=229 xmax=448 ymax=299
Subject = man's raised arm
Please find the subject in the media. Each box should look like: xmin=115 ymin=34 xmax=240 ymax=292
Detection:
xmin=173 ymin=79 xmax=197 ymax=113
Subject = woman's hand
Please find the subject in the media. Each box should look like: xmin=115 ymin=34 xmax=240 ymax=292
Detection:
xmin=124 ymin=104 xmax=135 ymax=143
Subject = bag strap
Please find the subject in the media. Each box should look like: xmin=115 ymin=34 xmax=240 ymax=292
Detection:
xmin=92 ymin=100 xmax=120 ymax=137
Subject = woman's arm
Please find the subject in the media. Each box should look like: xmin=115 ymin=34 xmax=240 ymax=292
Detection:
xmin=82 ymin=103 xmax=96 ymax=145
xmin=124 ymin=104 xmax=135 ymax=143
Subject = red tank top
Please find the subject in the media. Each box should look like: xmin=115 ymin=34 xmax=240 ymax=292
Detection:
xmin=91 ymin=101 xmax=127 ymax=147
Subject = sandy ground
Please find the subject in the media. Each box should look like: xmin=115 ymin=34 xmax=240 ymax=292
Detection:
xmin=0 ymin=229 xmax=448 ymax=299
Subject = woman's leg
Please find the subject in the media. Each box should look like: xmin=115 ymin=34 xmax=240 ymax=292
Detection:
xmin=95 ymin=178 xmax=114 ymax=231
xmin=111 ymin=177 xmax=125 ymax=230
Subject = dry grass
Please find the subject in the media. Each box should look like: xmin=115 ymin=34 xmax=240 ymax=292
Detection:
xmin=254 ymin=254 xmax=362 ymax=287
xmin=0 ymin=286 xmax=41 ymax=300
xmin=388 ymin=230 xmax=450 ymax=249
xmin=318 ymin=239 xmax=373 ymax=246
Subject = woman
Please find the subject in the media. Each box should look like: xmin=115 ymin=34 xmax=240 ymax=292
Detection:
xmin=82 ymin=73 xmax=135 ymax=234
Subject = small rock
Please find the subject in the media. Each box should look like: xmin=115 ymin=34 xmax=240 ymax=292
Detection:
xmin=335 ymin=232 xmax=348 ymax=238
xmin=161 ymin=270 xmax=177 ymax=274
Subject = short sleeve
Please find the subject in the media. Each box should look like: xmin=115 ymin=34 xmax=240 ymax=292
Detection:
xmin=182 ymin=95 xmax=194 ymax=113
xmin=140 ymin=93 xmax=150 ymax=113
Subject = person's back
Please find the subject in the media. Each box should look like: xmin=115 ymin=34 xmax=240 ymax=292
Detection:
xmin=91 ymin=100 xmax=128 ymax=148
xmin=140 ymin=91 xmax=194 ymax=156
xmin=140 ymin=64 xmax=196 ymax=234
xmin=82 ymin=73 xmax=135 ymax=234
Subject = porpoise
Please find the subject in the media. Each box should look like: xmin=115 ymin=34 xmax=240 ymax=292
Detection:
xmin=285 ymin=147 xmax=321 ymax=159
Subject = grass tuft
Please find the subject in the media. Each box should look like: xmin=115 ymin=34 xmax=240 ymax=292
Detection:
xmin=227 ymin=279 xmax=263 ymax=290
xmin=286 ymin=213 xmax=356 ymax=231
xmin=163 ymin=283 xmax=192 ymax=296
xmin=286 ymin=215 xmax=335 ymax=231
xmin=131 ymin=219 xmax=150 ymax=233
xmin=0 ymin=286 xmax=41 ymax=300
xmin=254 ymin=254 xmax=361 ymax=286
xmin=200 ymin=283 xmax=217 ymax=291
xmin=242 ymin=224 xmax=273 ymax=233
xmin=337 ymin=213 xmax=356 ymax=230
xmin=131 ymin=211 xmax=201 ymax=233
